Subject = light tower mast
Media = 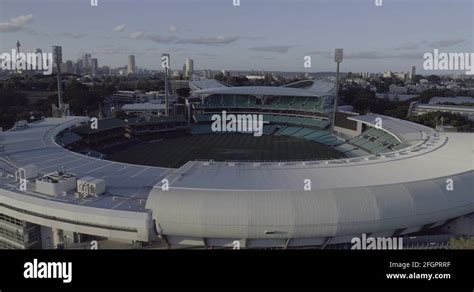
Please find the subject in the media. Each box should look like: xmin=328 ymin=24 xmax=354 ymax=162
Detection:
xmin=331 ymin=48 xmax=343 ymax=133
xmin=52 ymin=46 xmax=64 ymax=116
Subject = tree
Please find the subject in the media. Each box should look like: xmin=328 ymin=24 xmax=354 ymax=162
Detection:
xmin=176 ymin=87 xmax=190 ymax=98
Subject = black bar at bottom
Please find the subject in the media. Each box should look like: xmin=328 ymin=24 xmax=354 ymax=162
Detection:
xmin=0 ymin=250 xmax=472 ymax=290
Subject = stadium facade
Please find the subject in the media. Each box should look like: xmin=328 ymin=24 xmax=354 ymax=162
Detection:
xmin=0 ymin=79 xmax=472 ymax=249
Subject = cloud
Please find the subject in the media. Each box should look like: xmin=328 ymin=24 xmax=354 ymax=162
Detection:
xmin=127 ymin=32 xmax=238 ymax=45
xmin=242 ymin=35 xmax=266 ymax=40
xmin=395 ymin=42 xmax=419 ymax=50
xmin=168 ymin=25 xmax=177 ymax=33
xmin=0 ymin=14 xmax=33 ymax=32
xmin=58 ymin=32 xmax=86 ymax=39
xmin=430 ymin=37 xmax=466 ymax=48
xmin=92 ymin=47 xmax=132 ymax=55
xmin=129 ymin=31 xmax=145 ymax=39
xmin=147 ymin=34 xmax=178 ymax=44
xmin=342 ymin=51 xmax=422 ymax=59
xmin=176 ymin=35 xmax=239 ymax=45
xmin=250 ymin=45 xmax=293 ymax=54
xmin=250 ymin=55 xmax=276 ymax=60
xmin=305 ymin=50 xmax=331 ymax=57
xmin=113 ymin=24 xmax=126 ymax=32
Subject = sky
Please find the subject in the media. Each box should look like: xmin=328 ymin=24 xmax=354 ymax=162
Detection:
xmin=0 ymin=0 xmax=472 ymax=73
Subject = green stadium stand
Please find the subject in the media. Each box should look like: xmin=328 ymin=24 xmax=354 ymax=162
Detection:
xmin=195 ymin=114 xmax=212 ymax=122
xmin=275 ymin=126 xmax=288 ymax=135
xmin=291 ymin=128 xmax=315 ymax=138
xmin=280 ymin=126 xmax=302 ymax=136
xmin=191 ymin=125 xmax=213 ymax=134
xmin=290 ymin=97 xmax=307 ymax=110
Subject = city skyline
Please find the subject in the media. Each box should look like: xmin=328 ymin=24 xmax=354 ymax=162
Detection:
xmin=0 ymin=0 xmax=472 ymax=74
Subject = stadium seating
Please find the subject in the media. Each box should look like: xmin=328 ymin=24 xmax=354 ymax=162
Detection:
xmin=291 ymin=128 xmax=316 ymax=138
xmin=195 ymin=114 xmax=212 ymax=122
xmin=191 ymin=124 xmax=213 ymax=134
xmin=347 ymin=127 xmax=402 ymax=154
xmin=290 ymin=97 xmax=307 ymax=110
xmin=279 ymin=126 xmax=302 ymax=136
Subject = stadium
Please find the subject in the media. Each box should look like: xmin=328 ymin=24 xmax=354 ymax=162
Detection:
xmin=0 ymin=79 xmax=472 ymax=249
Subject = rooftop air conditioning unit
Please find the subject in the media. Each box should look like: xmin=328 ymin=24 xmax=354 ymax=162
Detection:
xmin=76 ymin=176 xmax=106 ymax=198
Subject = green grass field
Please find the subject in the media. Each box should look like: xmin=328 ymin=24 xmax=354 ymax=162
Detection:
xmin=107 ymin=133 xmax=344 ymax=168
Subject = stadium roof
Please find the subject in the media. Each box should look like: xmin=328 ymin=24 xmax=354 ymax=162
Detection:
xmin=121 ymin=103 xmax=166 ymax=112
xmin=192 ymin=79 xmax=336 ymax=97
xmin=73 ymin=117 xmax=125 ymax=135
xmin=0 ymin=117 xmax=167 ymax=212
xmin=189 ymin=79 xmax=228 ymax=90
xmin=429 ymin=96 xmax=474 ymax=105
xmin=193 ymin=86 xmax=322 ymax=97
xmin=347 ymin=114 xmax=430 ymax=145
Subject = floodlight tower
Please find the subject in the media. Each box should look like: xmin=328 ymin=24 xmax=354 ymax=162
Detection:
xmin=331 ymin=48 xmax=343 ymax=132
xmin=162 ymin=53 xmax=170 ymax=116
xmin=53 ymin=46 xmax=64 ymax=115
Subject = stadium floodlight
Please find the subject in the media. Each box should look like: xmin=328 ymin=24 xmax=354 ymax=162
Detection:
xmin=334 ymin=48 xmax=343 ymax=63
xmin=162 ymin=53 xmax=170 ymax=116
xmin=331 ymin=48 xmax=343 ymax=132
xmin=53 ymin=46 xmax=64 ymax=114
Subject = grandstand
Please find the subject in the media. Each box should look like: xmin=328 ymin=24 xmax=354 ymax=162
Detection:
xmin=0 ymin=79 xmax=472 ymax=249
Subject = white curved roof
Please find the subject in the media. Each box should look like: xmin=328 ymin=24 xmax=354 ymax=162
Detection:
xmin=191 ymin=79 xmax=336 ymax=98
xmin=189 ymin=79 xmax=228 ymax=90
xmin=145 ymin=115 xmax=473 ymax=240
xmin=193 ymin=86 xmax=321 ymax=97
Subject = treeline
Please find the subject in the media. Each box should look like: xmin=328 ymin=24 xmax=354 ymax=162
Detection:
xmin=340 ymin=85 xmax=473 ymax=132
xmin=0 ymin=77 xmax=108 ymax=129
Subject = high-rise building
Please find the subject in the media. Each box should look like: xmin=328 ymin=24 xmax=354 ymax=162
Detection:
xmin=61 ymin=60 xmax=74 ymax=74
xmin=410 ymin=66 xmax=416 ymax=80
xmin=76 ymin=59 xmax=84 ymax=74
xmin=185 ymin=57 xmax=194 ymax=78
xmin=91 ymin=58 xmax=98 ymax=74
xmin=35 ymin=48 xmax=43 ymax=68
xmin=101 ymin=66 xmax=110 ymax=76
xmin=383 ymin=71 xmax=392 ymax=78
xmin=203 ymin=69 xmax=212 ymax=79
xmin=81 ymin=53 xmax=92 ymax=70
xmin=128 ymin=55 xmax=136 ymax=74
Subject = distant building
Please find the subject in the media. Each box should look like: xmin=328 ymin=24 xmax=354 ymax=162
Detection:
xmin=408 ymin=101 xmax=474 ymax=121
xmin=61 ymin=60 xmax=74 ymax=74
xmin=410 ymin=66 xmax=416 ymax=80
xmin=91 ymin=58 xmax=98 ymax=74
xmin=128 ymin=55 xmax=136 ymax=74
xmin=246 ymin=74 xmax=265 ymax=80
xmin=172 ymin=70 xmax=182 ymax=79
xmin=383 ymin=71 xmax=392 ymax=78
xmin=203 ymin=69 xmax=212 ymax=79
xmin=393 ymin=72 xmax=408 ymax=80
xmin=76 ymin=59 xmax=83 ymax=74
xmin=82 ymin=53 xmax=92 ymax=70
xmin=185 ymin=57 xmax=194 ymax=78
xmin=389 ymin=84 xmax=408 ymax=94
xmin=101 ymin=66 xmax=110 ymax=76
xmin=428 ymin=96 xmax=474 ymax=105
xmin=170 ymin=80 xmax=190 ymax=95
